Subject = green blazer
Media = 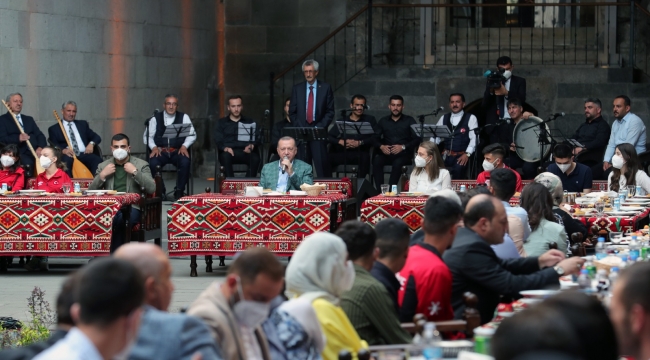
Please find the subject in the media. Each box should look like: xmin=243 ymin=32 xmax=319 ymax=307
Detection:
xmin=259 ymin=159 xmax=313 ymax=192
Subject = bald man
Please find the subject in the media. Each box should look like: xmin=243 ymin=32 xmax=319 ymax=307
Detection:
xmin=443 ymin=194 xmax=585 ymax=324
xmin=114 ymin=243 xmax=222 ymax=360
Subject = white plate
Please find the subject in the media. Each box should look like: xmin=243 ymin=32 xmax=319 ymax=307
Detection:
xmin=584 ymin=191 xmax=618 ymax=198
xmin=113 ymin=192 xmax=126 ymax=195
xmin=18 ymin=189 xmax=45 ymax=194
xmin=604 ymin=210 xmax=640 ymax=216
xmin=289 ymin=190 xmax=307 ymax=196
xmin=623 ymin=198 xmax=650 ymax=203
xmin=519 ymin=290 xmax=560 ymax=298
xmin=85 ymin=190 xmax=108 ymax=194
xmin=262 ymin=192 xmax=284 ymax=196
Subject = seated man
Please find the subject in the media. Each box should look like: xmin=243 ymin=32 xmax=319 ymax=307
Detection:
xmin=145 ymin=94 xmax=195 ymax=200
xmin=338 ymin=221 xmax=412 ymax=345
xmin=398 ymin=196 xmax=462 ymax=323
xmin=259 ymin=136 xmax=313 ymax=192
xmin=547 ymin=143 xmax=592 ymax=194
xmin=0 ymin=93 xmax=46 ymax=172
xmin=603 ymin=95 xmax=646 ymax=173
xmin=487 ymin=168 xmax=528 ymax=258
xmin=371 ymin=218 xmax=411 ymax=311
xmin=502 ymin=98 xmax=538 ymax=180
xmin=89 ymin=134 xmax=156 ymax=253
xmin=476 ymin=143 xmax=523 ymax=192
xmin=443 ymin=194 xmax=585 ymax=324
xmin=214 ymin=95 xmax=261 ymax=177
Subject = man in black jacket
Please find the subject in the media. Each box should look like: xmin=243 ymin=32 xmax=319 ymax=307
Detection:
xmin=571 ymin=98 xmax=611 ymax=180
xmin=0 ymin=93 xmax=47 ymax=172
xmin=370 ymin=218 xmax=411 ymax=311
xmin=214 ymin=95 xmax=261 ymax=177
xmin=443 ymin=194 xmax=585 ymax=324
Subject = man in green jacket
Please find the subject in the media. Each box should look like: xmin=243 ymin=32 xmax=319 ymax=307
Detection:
xmin=90 ymin=133 xmax=156 ymax=252
xmin=259 ymin=136 xmax=313 ymax=192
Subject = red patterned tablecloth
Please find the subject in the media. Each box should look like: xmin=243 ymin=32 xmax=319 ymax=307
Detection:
xmin=0 ymin=193 xmax=141 ymax=256
xmin=577 ymin=208 xmax=650 ymax=233
xmin=167 ymin=193 xmax=348 ymax=256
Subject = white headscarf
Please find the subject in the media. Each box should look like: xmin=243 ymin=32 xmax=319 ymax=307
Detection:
xmin=534 ymin=172 xmax=564 ymax=206
xmin=285 ymin=232 xmax=352 ymax=304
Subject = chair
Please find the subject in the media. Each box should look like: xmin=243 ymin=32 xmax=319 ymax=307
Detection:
xmin=399 ymin=292 xmax=481 ymax=338
xmin=126 ymin=166 xmax=164 ymax=246
xmin=575 ymin=147 xmax=606 ymax=169
xmin=213 ymin=147 xmax=262 ymax=191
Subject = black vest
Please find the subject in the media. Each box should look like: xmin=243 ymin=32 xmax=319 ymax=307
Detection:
xmin=443 ymin=112 xmax=472 ymax=152
xmin=153 ymin=111 xmax=186 ymax=148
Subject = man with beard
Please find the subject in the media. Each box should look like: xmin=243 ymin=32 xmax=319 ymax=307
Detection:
xmin=570 ymin=98 xmax=611 ymax=179
xmin=603 ymin=95 xmax=646 ymax=172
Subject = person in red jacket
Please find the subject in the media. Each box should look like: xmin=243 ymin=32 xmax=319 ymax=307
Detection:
xmin=477 ymin=143 xmax=523 ymax=192
xmin=0 ymin=144 xmax=25 ymax=191
xmin=398 ymin=195 xmax=463 ymax=322
xmin=35 ymin=146 xmax=71 ymax=193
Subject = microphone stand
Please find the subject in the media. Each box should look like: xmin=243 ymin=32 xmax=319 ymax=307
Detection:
xmin=416 ymin=108 xmax=444 ymax=145
xmin=339 ymin=108 xmax=357 ymax=179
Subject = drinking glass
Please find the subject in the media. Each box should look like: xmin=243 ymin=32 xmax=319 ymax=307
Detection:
xmin=610 ymin=232 xmax=623 ymax=244
xmin=595 ymin=201 xmax=605 ymax=217
xmin=380 ymin=184 xmax=389 ymax=195
xmin=628 ymin=185 xmax=636 ymax=198
xmin=62 ymin=183 xmax=71 ymax=194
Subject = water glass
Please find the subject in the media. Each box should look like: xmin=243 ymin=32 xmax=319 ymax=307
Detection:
xmin=628 ymin=185 xmax=636 ymax=198
xmin=381 ymin=184 xmax=389 ymax=195
xmin=610 ymin=232 xmax=623 ymax=244
xmin=595 ymin=201 xmax=605 ymax=216
xmin=62 ymin=183 xmax=71 ymax=194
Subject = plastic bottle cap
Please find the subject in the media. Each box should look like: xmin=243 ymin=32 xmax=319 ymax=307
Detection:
xmin=581 ymin=269 xmax=589 ymax=274
xmin=611 ymin=267 xmax=619 ymax=272
xmin=598 ymin=237 xmax=605 ymax=242
xmin=622 ymin=255 xmax=629 ymax=261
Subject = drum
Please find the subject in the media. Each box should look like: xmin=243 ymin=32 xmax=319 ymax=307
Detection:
xmin=512 ymin=116 xmax=552 ymax=162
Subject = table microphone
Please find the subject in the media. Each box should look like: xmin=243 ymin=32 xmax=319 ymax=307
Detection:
xmin=282 ymin=156 xmax=288 ymax=174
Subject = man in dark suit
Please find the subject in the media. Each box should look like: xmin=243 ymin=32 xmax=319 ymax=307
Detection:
xmin=48 ymin=101 xmax=103 ymax=177
xmin=288 ymin=59 xmax=335 ymax=178
xmin=0 ymin=93 xmax=47 ymax=172
xmin=482 ymin=56 xmax=527 ymax=145
xmin=443 ymin=194 xmax=584 ymax=324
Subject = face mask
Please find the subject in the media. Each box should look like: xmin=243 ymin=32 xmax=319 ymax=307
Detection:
xmin=503 ymin=70 xmax=512 ymax=80
xmin=113 ymin=148 xmax=129 ymax=161
xmin=1 ymin=156 xmax=14 ymax=167
xmin=482 ymin=159 xmax=497 ymax=172
xmin=232 ymin=277 xmax=270 ymax=328
xmin=612 ymin=155 xmax=626 ymax=169
xmin=414 ymin=155 xmax=428 ymax=168
xmin=339 ymin=260 xmax=355 ymax=292
xmin=39 ymin=156 xmax=52 ymax=169
xmin=557 ymin=163 xmax=571 ymax=173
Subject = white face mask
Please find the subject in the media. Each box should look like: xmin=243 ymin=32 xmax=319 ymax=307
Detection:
xmin=339 ymin=260 xmax=355 ymax=292
xmin=503 ymin=70 xmax=512 ymax=80
xmin=482 ymin=159 xmax=497 ymax=172
xmin=39 ymin=156 xmax=52 ymax=169
xmin=1 ymin=156 xmax=14 ymax=167
xmin=414 ymin=155 xmax=428 ymax=168
xmin=113 ymin=148 xmax=129 ymax=161
xmin=612 ymin=154 xmax=626 ymax=169
xmin=556 ymin=163 xmax=571 ymax=173
xmin=232 ymin=277 xmax=270 ymax=328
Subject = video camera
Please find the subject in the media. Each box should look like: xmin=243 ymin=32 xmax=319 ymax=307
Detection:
xmin=483 ymin=68 xmax=512 ymax=89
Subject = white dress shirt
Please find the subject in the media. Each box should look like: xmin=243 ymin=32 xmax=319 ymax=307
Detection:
xmin=33 ymin=327 xmax=103 ymax=360
xmin=409 ymin=168 xmax=451 ymax=194
xmin=15 ymin=113 xmax=23 ymax=127
xmin=144 ymin=112 xmax=196 ymax=150
xmin=608 ymin=170 xmax=650 ymax=195
xmin=431 ymin=111 xmax=478 ymax=154
xmin=63 ymin=121 xmax=86 ymax=153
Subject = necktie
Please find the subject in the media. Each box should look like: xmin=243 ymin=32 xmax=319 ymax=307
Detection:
xmin=307 ymin=85 xmax=314 ymax=124
xmin=68 ymin=123 xmax=80 ymax=155
xmin=16 ymin=114 xmax=22 ymax=128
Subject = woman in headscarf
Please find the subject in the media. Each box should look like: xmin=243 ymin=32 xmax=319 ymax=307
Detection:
xmin=285 ymin=232 xmax=368 ymax=360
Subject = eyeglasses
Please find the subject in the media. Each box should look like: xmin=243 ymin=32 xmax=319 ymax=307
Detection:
xmin=165 ymin=102 xmax=178 ymax=107
xmin=303 ymin=70 xmax=316 ymax=74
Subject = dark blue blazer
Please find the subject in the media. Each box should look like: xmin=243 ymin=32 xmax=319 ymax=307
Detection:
xmin=288 ymin=80 xmax=335 ymax=128
xmin=47 ymin=120 xmax=102 ymax=150
xmin=0 ymin=112 xmax=47 ymax=157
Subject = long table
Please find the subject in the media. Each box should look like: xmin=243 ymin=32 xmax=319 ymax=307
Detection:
xmin=167 ymin=193 xmax=354 ymax=276
xmin=0 ymin=193 xmax=141 ymax=257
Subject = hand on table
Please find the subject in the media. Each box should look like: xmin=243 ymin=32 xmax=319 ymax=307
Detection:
xmin=538 ymin=249 xmax=566 ymax=268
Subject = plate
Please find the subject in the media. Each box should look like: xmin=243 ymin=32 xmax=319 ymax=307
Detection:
xmin=86 ymin=190 xmax=108 ymax=195
xmin=400 ymin=192 xmax=425 ymax=196
xmin=519 ymin=290 xmax=560 ymax=299
xmin=289 ymin=191 xmax=307 ymax=196
xmin=18 ymin=189 xmax=45 ymax=194
xmin=623 ymin=198 xmax=650 ymax=203
xmin=604 ymin=210 xmax=640 ymax=216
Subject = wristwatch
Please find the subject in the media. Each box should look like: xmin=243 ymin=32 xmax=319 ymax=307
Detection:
xmin=466 ymin=152 xmax=472 ymax=157
xmin=89 ymin=141 xmax=95 ymax=145
xmin=132 ymin=169 xmax=138 ymax=177
xmin=553 ymin=265 xmax=565 ymax=276
xmin=401 ymin=145 xmax=406 ymax=151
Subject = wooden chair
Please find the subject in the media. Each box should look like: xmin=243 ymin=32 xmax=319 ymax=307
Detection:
xmin=126 ymin=166 xmax=163 ymax=246
xmin=400 ymin=292 xmax=481 ymax=338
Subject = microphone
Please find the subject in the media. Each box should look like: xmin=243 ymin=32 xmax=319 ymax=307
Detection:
xmin=363 ymin=104 xmax=370 ymax=110
xmin=281 ymin=156 xmax=288 ymax=174
xmin=552 ymin=112 xmax=566 ymax=118
xmin=152 ymin=109 xmax=160 ymax=116
xmin=264 ymin=109 xmax=270 ymax=117
xmin=144 ymin=109 xmax=160 ymax=125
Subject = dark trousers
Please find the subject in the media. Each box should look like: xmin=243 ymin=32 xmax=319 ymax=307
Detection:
xmin=219 ymin=148 xmax=260 ymax=177
xmin=330 ymin=150 xmax=371 ymax=179
xmin=444 ymin=154 xmax=468 ymax=180
xmin=111 ymin=208 xmax=141 ymax=253
xmin=149 ymin=151 xmax=191 ymax=191
xmin=297 ymin=141 xmax=330 ymax=178
xmin=505 ymin=154 xmax=539 ymax=180
xmin=372 ymin=152 xmax=412 ymax=189
xmin=62 ymin=154 xmax=103 ymax=178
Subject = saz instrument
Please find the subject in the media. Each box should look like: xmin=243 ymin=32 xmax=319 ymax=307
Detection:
xmin=0 ymin=99 xmax=45 ymax=175
xmin=52 ymin=110 xmax=93 ymax=178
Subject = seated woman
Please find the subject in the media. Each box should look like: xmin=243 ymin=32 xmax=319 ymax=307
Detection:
xmin=0 ymin=144 xmax=25 ymax=191
xmin=409 ymin=141 xmax=450 ymax=194
xmin=35 ymin=147 xmax=71 ymax=193
xmin=285 ymin=232 xmax=368 ymax=360
xmin=534 ymin=172 xmax=587 ymax=243
xmin=521 ymin=182 xmax=568 ymax=257
xmin=608 ymin=143 xmax=650 ymax=194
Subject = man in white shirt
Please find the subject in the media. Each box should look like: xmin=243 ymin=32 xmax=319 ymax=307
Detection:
xmin=144 ymin=94 xmax=196 ymax=200
xmin=432 ymin=93 xmax=478 ymax=179
xmin=34 ymin=258 xmax=145 ymax=360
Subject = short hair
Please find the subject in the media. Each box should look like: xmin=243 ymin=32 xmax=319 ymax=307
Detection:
xmin=164 ymin=93 xmax=179 ymax=101
xmin=350 ymin=94 xmax=366 ymax=104
xmin=553 ymin=143 xmax=573 ymax=159
xmin=422 ymin=196 xmax=463 ymax=235
xmin=111 ymin=133 xmax=130 ymax=145
xmin=61 ymin=100 xmax=77 ymax=109
xmin=483 ymin=143 xmax=506 ymax=158
xmin=227 ymin=247 xmax=284 ymax=285
xmin=619 ymin=262 xmax=650 ymax=315
xmin=389 ymin=95 xmax=404 ymax=104
xmin=336 ymin=220 xmax=377 ymax=261
xmin=57 ymin=272 xmax=80 ymax=326
xmin=507 ymin=98 xmax=523 ymax=108
xmin=490 ymin=168 xmax=518 ymax=201
xmin=464 ymin=196 xmax=496 ymax=227
xmin=302 ymin=59 xmax=319 ymax=71
xmin=458 ymin=192 xmax=473 ymax=210
xmin=496 ymin=56 xmax=513 ymax=67
xmin=5 ymin=93 xmax=22 ymax=103
xmin=584 ymin=98 xmax=602 ymax=108
xmin=615 ymin=95 xmax=631 ymax=107
xmin=449 ymin=93 xmax=465 ymax=102
xmin=228 ymin=95 xmax=243 ymax=103
xmin=75 ymin=258 xmax=145 ymax=327
xmin=375 ymin=219 xmax=410 ymax=259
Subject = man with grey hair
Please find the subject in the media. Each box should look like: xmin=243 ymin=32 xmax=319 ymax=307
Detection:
xmin=288 ymin=59 xmax=334 ymax=177
xmin=0 ymin=93 xmax=47 ymax=172
xmin=259 ymin=136 xmax=313 ymax=192
xmin=48 ymin=100 xmax=103 ymax=176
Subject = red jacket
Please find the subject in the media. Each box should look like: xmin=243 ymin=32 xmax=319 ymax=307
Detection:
xmin=0 ymin=167 xmax=25 ymax=191
xmin=35 ymin=168 xmax=71 ymax=193
xmin=476 ymin=165 xmax=523 ymax=192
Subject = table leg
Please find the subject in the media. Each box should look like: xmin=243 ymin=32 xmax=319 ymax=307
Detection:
xmin=219 ymin=256 xmax=226 ymax=267
xmin=18 ymin=256 xmax=25 ymax=266
xmin=0 ymin=257 xmax=7 ymax=272
xmin=190 ymin=256 xmax=198 ymax=277
xmin=205 ymin=256 xmax=213 ymax=272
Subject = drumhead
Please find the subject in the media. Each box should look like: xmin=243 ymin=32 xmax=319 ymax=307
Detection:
xmin=513 ymin=116 xmax=552 ymax=162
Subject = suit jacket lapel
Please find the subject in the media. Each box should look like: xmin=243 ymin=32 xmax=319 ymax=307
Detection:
xmin=269 ymin=161 xmax=280 ymax=190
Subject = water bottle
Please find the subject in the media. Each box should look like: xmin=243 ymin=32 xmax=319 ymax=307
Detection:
xmin=421 ymin=322 xmax=443 ymax=360
xmin=584 ymin=257 xmax=596 ymax=278
xmin=630 ymin=236 xmax=641 ymax=261
xmin=74 ymin=182 xmax=81 ymax=193
xmin=460 ymin=185 xmax=467 ymax=193
xmin=577 ymin=269 xmax=591 ymax=290
xmin=619 ymin=255 xmax=629 ymax=270
xmin=609 ymin=267 xmax=619 ymax=288
xmin=595 ymin=237 xmax=607 ymax=260
xmin=637 ymin=185 xmax=643 ymax=196
xmin=614 ymin=198 xmax=621 ymax=211
xmin=596 ymin=269 xmax=609 ymax=293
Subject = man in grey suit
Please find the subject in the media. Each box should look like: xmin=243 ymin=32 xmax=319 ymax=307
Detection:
xmin=114 ymin=243 xmax=222 ymax=360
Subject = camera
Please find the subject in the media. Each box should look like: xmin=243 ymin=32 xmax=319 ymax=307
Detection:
xmin=483 ymin=68 xmax=512 ymax=89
